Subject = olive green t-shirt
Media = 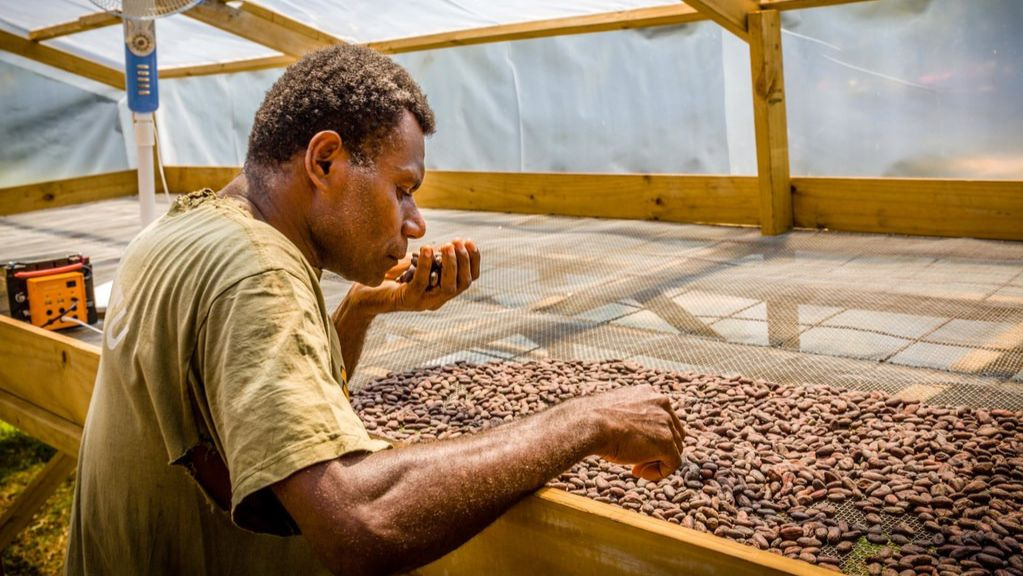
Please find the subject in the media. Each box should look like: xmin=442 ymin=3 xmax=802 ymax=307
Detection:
xmin=66 ymin=189 xmax=389 ymax=575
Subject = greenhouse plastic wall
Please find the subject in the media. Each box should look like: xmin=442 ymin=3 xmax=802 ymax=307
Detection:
xmin=779 ymin=0 xmax=1023 ymax=179
xmin=0 ymin=54 xmax=128 ymax=188
xmin=1 ymin=0 xmax=1020 ymax=185
xmin=143 ymin=0 xmax=1023 ymax=180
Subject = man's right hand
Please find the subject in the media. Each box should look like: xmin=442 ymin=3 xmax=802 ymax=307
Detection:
xmin=583 ymin=385 xmax=686 ymax=481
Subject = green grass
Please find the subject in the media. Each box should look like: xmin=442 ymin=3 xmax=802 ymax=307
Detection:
xmin=0 ymin=421 xmax=74 ymax=576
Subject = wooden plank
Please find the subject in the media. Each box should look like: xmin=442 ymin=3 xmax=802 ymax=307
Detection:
xmin=684 ymin=0 xmax=759 ymax=42
xmin=417 ymin=171 xmax=761 ymax=226
xmin=184 ymin=0 xmax=340 ymax=57
xmin=0 ymin=389 xmax=82 ymax=458
xmin=749 ymin=10 xmax=792 ymax=235
xmin=792 ymin=178 xmax=1023 ymax=241
xmin=0 ymin=452 xmax=76 ymax=550
xmin=0 ymin=316 xmax=98 ymax=430
xmin=0 ymin=171 xmax=137 ymax=217
xmin=419 ymin=488 xmax=833 ymax=576
xmin=0 ymin=30 xmax=124 ymax=89
xmin=160 ymin=55 xmax=295 ymax=79
xmin=368 ymin=4 xmax=705 ymax=54
xmin=760 ymin=0 xmax=880 ymax=10
xmin=163 ymin=166 xmax=238 ymax=194
xmin=27 ymin=12 xmax=121 ymax=42
xmin=154 ymin=0 xmax=880 ymax=77
xmin=237 ymin=2 xmax=343 ymax=46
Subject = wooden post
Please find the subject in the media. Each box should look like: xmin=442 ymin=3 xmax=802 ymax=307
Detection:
xmin=749 ymin=10 xmax=792 ymax=235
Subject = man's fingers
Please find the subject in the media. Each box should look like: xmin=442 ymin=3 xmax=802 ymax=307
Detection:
xmin=632 ymin=461 xmax=670 ymax=482
xmin=454 ymin=239 xmax=471 ymax=291
xmin=465 ymin=239 xmax=481 ymax=280
xmin=410 ymin=245 xmax=432 ymax=290
xmin=440 ymin=243 xmax=457 ymax=293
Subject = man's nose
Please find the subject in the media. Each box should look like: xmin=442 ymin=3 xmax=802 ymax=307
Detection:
xmin=403 ymin=205 xmax=426 ymax=239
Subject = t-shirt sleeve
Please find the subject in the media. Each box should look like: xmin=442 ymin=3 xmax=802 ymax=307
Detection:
xmin=199 ymin=268 xmax=390 ymax=533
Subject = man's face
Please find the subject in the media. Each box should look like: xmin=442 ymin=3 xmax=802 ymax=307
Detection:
xmin=310 ymin=110 xmax=427 ymax=285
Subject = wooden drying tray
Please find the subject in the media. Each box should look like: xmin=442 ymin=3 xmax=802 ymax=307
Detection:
xmin=0 ymin=315 xmax=831 ymax=575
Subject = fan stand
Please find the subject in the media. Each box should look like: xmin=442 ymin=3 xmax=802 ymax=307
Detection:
xmin=134 ymin=111 xmax=157 ymax=226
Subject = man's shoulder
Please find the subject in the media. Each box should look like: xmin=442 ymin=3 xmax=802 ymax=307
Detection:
xmin=124 ymin=188 xmax=315 ymax=292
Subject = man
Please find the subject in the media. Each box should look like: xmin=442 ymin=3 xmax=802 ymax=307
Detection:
xmin=67 ymin=44 xmax=685 ymax=575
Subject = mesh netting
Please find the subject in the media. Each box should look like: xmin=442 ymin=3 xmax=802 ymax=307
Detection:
xmin=324 ymin=209 xmax=1023 ymax=413
xmin=2 ymin=198 xmax=1022 ymax=574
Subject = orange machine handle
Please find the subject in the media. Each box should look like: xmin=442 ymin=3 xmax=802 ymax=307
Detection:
xmin=13 ymin=262 xmax=83 ymax=279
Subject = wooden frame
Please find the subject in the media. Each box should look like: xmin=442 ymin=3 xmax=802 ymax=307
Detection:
xmin=0 ymin=29 xmax=123 ymax=89
xmin=0 ymin=316 xmax=830 ymax=575
xmin=0 ymin=171 xmax=137 ymax=217
xmin=749 ymin=10 xmax=792 ymax=235
xmin=683 ymin=0 xmax=759 ymax=42
xmin=4 ymin=169 xmax=1018 ymax=241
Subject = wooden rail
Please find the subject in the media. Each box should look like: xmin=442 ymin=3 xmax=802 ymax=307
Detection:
xmin=0 ymin=315 xmax=830 ymax=574
xmin=3 ymin=169 xmax=1020 ymax=240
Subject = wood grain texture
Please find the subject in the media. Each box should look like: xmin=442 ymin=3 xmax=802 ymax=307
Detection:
xmin=368 ymin=4 xmax=704 ymax=54
xmin=792 ymin=177 xmax=1023 ymax=241
xmin=0 ymin=30 xmax=124 ymax=89
xmin=417 ymin=488 xmax=835 ymax=575
xmin=161 ymin=55 xmax=295 ymax=79
xmin=417 ymin=171 xmax=761 ymax=226
xmin=749 ymin=10 xmax=792 ymax=236
xmin=0 ymin=171 xmax=137 ymax=216
xmin=685 ymin=0 xmax=759 ymax=41
xmin=27 ymin=12 xmax=121 ymax=42
xmin=0 ymin=316 xmax=97 ymax=432
xmin=184 ymin=0 xmax=338 ymax=57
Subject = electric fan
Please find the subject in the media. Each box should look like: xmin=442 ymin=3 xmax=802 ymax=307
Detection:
xmin=88 ymin=0 xmax=204 ymax=226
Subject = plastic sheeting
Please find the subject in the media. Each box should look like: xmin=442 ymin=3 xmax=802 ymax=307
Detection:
xmin=780 ymin=0 xmax=1023 ymax=179
xmin=1 ymin=0 xmax=1021 ymax=188
xmin=0 ymin=53 xmax=127 ymax=187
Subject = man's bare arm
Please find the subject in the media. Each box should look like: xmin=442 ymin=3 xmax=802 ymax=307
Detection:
xmin=273 ymin=385 xmax=685 ymax=576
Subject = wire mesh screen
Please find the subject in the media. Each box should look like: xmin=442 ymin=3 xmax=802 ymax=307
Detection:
xmin=328 ymin=209 xmax=1023 ymax=411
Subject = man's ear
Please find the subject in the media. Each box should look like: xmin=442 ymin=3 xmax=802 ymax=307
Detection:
xmin=304 ymin=130 xmax=351 ymax=192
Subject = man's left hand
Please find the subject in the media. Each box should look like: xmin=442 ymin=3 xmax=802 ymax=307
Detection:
xmin=352 ymin=238 xmax=481 ymax=314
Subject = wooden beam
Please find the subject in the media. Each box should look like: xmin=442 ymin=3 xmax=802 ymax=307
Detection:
xmin=160 ymin=55 xmax=295 ymax=79
xmin=368 ymin=4 xmax=705 ymax=54
xmin=0 ymin=30 xmax=124 ymax=89
xmin=0 ymin=171 xmax=137 ymax=217
xmin=0 ymin=389 xmax=83 ymax=458
xmin=184 ymin=0 xmax=340 ymax=57
xmin=155 ymin=0 xmax=881 ymax=78
xmin=759 ymin=0 xmax=880 ymax=10
xmin=0 ymin=316 xmax=98 ymax=431
xmin=162 ymin=166 xmax=238 ymax=194
xmin=27 ymin=12 xmax=121 ymax=42
xmin=0 ymin=452 xmax=76 ymax=550
xmin=416 ymin=171 xmax=761 ymax=226
xmin=792 ymin=177 xmax=1023 ymax=241
xmin=683 ymin=0 xmax=759 ymax=42
xmin=749 ymin=10 xmax=792 ymax=235
xmin=419 ymin=488 xmax=834 ymax=576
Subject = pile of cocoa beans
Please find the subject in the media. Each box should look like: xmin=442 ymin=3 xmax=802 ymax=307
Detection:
xmin=352 ymin=359 xmax=1023 ymax=575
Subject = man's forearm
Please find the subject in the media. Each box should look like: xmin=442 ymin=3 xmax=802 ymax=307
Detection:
xmin=277 ymin=399 xmax=604 ymax=576
xmin=331 ymin=290 xmax=378 ymax=378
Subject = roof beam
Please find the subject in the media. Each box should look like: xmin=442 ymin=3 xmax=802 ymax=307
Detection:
xmin=183 ymin=0 xmax=341 ymax=57
xmin=160 ymin=54 xmax=295 ymax=79
xmin=682 ymin=0 xmax=759 ymax=41
xmin=368 ymin=4 xmax=705 ymax=54
xmin=0 ymin=29 xmax=123 ymax=89
xmin=27 ymin=12 xmax=121 ymax=42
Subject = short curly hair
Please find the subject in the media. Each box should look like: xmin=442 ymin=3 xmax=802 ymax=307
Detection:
xmin=245 ymin=44 xmax=435 ymax=172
